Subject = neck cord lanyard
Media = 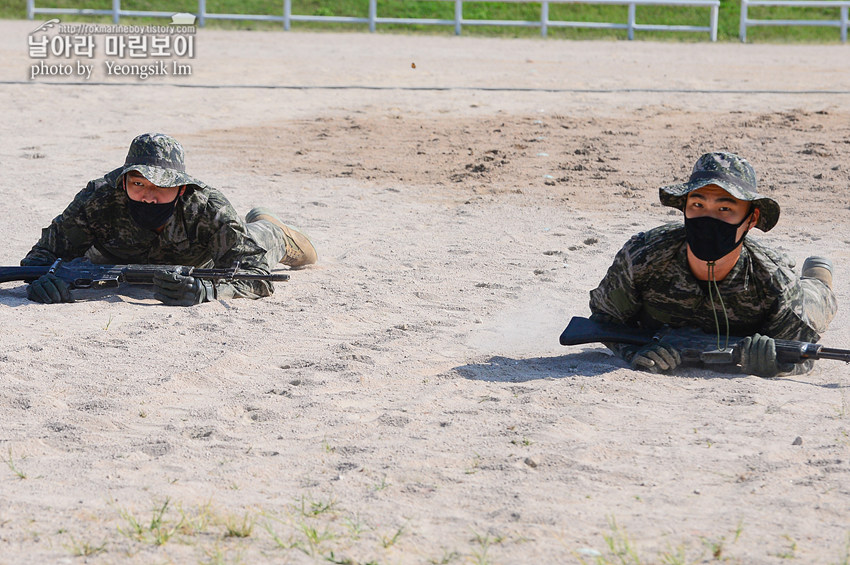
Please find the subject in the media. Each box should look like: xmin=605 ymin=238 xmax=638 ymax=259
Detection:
xmin=706 ymin=261 xmax=731 ymax=351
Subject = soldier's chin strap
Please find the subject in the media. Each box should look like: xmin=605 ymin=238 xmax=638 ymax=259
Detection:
xmin=706 ymin=261 xmax=731 ymax=351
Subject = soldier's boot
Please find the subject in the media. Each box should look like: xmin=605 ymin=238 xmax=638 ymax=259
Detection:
xmin=246 ymin=207 xmax=318 ymax=268
xmin=802 ymin=256 xmax=833 ymax=290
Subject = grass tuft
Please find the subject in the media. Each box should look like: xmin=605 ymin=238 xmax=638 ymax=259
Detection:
xmin=4 ymin=447 xmax=27 ymax=480
xmin=117 ymin=497 xmax=184 ymax=546
xmin=224 ymin=511 xmax=255 ymax=538
xmin=66 ymin=534 xmax=107 ymax=557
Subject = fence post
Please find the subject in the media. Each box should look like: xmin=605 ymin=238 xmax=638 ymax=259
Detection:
xmin=710 ymin=3 xmax=718 ymax=41
xmin=739 ymin=0 xmax=748 ymax=42
xmin=627 ymin=2 xmax=635 ymax=40
xmin=112 ymin=0 xmax=120 ymax=23
xmin=284 ymin=0 xmax=291 ymax=30
xmin=455 ymin=0 xmax=462 ymax=35
xmin=841 ymin=5 xmax=848 ymax=43
xmin=541 ymin=1 xmax=549 ymax=37
xmin=197 ymin=0 xmax=205 ymax=27
xmin=369 ymin=0 xmax=377 ymax=32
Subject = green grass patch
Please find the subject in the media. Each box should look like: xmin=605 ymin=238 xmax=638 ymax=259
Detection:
xmin=4 ymin=1 xmax=848 ymax=44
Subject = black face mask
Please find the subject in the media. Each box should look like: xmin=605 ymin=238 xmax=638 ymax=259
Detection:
xmin=125 ymin=179 xmax=180 ymax=230
xmin=684 ymin=211 xmax=752 ymax=262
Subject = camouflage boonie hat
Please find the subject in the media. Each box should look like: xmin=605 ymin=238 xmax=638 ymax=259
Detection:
xmin=105 ymin=133 xmax=203 ymax=189
xmin=659 ymin=151 xmax=780 ymax=232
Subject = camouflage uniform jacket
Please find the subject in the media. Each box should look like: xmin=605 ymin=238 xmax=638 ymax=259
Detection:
xmin=589 ymin=223 xmax=835 ymax=371
xmin=23 ymin=175 xmax=273 ymax=299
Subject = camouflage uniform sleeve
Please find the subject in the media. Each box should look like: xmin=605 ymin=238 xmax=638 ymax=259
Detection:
xmin=760 ymin=281 xmax=835 ymax=343
xmin=21 ymin=181 xmax=98 ymax=266
xmin=733 ymin=244 xmax=838 ymax=376
xmin=208 ymin=220 xmax=275 ymax=300
xmin=759 ymin=269 xmax=837 ymax=377
xmin=589 ymin=235 xmax=645 ymax=363
xmin=192 ymin=190 xmax=274 ymax=300
xmin=778 ymin=360 xmax=814 ymax=376
xmin=757 ymin=293 xmax=815 ymax=376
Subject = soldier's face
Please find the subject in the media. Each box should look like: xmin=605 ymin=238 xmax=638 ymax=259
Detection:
xmin=124 ymin=172 xmax=183 ymax=204
xmin=685 ymin=184 xmax=759 ymax=234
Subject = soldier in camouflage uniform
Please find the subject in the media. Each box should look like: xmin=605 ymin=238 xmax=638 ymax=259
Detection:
xmin=22 ymin=133 xmax=317 ymax=306
xmin=589 ymin=151 xmax=837 ymax=378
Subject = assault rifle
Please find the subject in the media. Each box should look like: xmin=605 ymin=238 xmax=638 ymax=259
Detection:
xmin=560 ymin=316 xmax=850 ymax=365
xmin=0 ymin=258 xmax=289 ymax=290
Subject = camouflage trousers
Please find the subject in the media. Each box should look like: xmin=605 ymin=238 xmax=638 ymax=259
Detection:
xmin=244 ymin=219 xmax=298 ymax=271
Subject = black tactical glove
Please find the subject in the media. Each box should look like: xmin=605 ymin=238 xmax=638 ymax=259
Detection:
xmin=630 ymin=341 xmax=682 ymax=374
xmin=738 ymin=333 xmax=795 ymax=378
xmin=153 ymin=270 xmax=214 ymax=306
xmin=27 ymin=273 xmax=73 ymax=304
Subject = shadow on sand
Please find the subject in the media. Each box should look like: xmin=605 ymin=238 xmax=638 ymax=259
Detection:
xmin=0 ymin=283 xmax=156 ymax=307
xmin=453 ymin=348 xmax=621 ymax=382
xmin=454 ymin=348 xmax=850 ymax=388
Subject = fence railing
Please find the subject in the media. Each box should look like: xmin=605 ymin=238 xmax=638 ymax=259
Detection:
xmin=739 ymin=0 xmax=850 ymax=42
xmin=26 ymin=0 xmax=720 ymax=41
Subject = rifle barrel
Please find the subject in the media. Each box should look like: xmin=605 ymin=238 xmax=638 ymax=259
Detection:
xmin=191 ymin=270 xmax=289 ymax=282
xmin=0 ymin=266 xmax=49 ymax=283
xmin=816 ymin=347 xmax=850 ymax=363
xmin=227 ymin=273 xmax=290 ymax=282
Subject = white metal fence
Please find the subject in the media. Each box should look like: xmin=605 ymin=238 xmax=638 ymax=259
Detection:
xmin=739 ymin=0 xmax=850 ymax=42
xmin=26 ymin=0 xmax=720 ymax=41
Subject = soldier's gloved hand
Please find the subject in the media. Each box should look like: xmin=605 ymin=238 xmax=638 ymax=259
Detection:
xmin=27 ymin=273 xmax=73 ymax=304
xmin=630 ymin=342 xmax=682 ymax=374
xmin=153 ymin=270 xmax=214 ymax=306
xmin=738 ymin=333 xmax=795 ymax=378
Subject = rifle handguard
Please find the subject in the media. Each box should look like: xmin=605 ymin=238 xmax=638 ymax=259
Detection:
xmin=0 ymin=260 xmax=290 ymax=290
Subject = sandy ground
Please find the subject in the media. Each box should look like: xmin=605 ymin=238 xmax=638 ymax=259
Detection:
xmin=2 ymin=18 xmax=850 ymax=564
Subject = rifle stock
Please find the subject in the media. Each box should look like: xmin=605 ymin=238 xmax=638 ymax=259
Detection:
xmin=560 ymin=316 xmax=850 ymax=365
xmin=559 ymin=316 xmax=655 ymax=347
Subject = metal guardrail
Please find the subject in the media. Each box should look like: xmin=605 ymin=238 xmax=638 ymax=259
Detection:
xmin=26 ymin=0 xmax=720 ymax=41
xmin=26 ymin=0 xmax=175 ymax=23
xmin=739 ymin=0 xmax=850 ymax=42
